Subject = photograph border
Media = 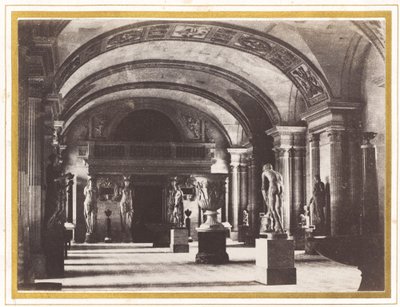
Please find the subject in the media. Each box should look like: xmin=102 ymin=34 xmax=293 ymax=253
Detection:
xmin=4 ymin=6 xmax=396 ymax=302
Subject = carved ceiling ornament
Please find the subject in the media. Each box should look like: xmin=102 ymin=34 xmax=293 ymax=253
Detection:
xmin=290 ymin=64 xmax=326 ymax=101
xmin=55 ymin=22 xmax=331 ymax=105
xmin=106 ymin=28 xmax=144 ymax=50
xmin=171 ymin=25 xmax=211 ymax=39
xmin=182 ymin=114 xmax=201 ymax=140
xmin=147 ymin=24 xmax=170 ymax=39
xmin=92 ymin=114 xmax=108 ymax=138
xmin=204 ymin=121 xmax=215 ymax=143
xmin=234 ymin=34 xmax=274 ymax=56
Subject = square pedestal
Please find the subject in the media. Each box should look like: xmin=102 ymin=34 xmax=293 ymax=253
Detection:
xmin=305 ymin=229 xmax=318 ymax=255
xmin=255 ymin=238 xmax=296 ymax=285
xmin=221 ymin=222 xmax=232 ymax=238
xmin=152 ymin=224 xmax=171 ymax=247
xmin=196 ymin=229 xmax=229 ymax=264
xmin=45 ymin=226 xmax=65 ymax=278
xmin=238 ymin=225 xmax=250 ymax=242
xmin=170 ymin=228 xmax=189 ymax=253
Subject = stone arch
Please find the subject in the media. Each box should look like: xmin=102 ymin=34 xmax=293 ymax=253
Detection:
xmin=55 ymin=21 xmax=333 ymax=106
xmin=61 ymin=82 xmax=254 ymax=141
xmin=62 ymin=59 xmax=282 ymax=126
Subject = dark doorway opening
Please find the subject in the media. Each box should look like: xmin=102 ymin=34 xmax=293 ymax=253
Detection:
xmin=132 ymin=185 xmax=163 ymax=242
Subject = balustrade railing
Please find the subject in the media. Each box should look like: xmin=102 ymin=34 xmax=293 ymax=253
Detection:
xmin=77 ymin=141 xmax=214 ymax=160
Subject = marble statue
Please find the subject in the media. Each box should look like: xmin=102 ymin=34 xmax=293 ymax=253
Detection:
xmin=83 ymin=176 xmax=98 ymax=242
xmin=308 ymin=175 xmax=326 ymax=232
xmin=243 ymin=209 xmax=249 ymax=227
xmin=120 ymin=176 xmax=134 ymax=241
xmin=261 ymin=163 xmax=284 ymax=233
xmin=167 ymin=177 xmax=184 ymax=227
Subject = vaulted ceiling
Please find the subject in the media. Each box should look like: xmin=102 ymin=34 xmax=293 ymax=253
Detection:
xmin=19 ymin=19 xmax=385 ymax=146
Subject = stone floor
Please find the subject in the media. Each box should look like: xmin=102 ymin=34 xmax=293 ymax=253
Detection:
xmin=36 ymin=241 xmax=361 ymax=292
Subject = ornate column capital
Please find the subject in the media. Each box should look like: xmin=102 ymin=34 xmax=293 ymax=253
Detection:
xmin=361 ymin=132 xmax=378 ymax=146
xmin=227 ymin=147 xmax=247 ymax=166
xmin=309 ymin=133 xmax=320 ymax=144
xmin=327 ymin=128 xmax=345 ymax=143
xmin=266 ymin=126 xmax=307 ymax=144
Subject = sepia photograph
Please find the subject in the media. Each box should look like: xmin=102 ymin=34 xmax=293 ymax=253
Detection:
xmin=1 ymin=2 xmax=397 ymax=305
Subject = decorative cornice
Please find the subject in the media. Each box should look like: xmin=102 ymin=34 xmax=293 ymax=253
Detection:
xmin=266 ymin=125 xmax=307 ymax=136
xmin=301 ymin=102 xmax=361 ymax=123
xmin=266 ymin=125 xmax=307 ymax=149
xmin=55 ymin=21 xmax=331 ymax=106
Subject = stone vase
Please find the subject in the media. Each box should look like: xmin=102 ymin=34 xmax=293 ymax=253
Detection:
xmin=190 ymin=174 xmax=229 ymax=264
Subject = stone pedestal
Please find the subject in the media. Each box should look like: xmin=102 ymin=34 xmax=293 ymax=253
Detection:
xmin=152 ymin=224 xmax=171 ymax=247
xmin=230 ymin=231 xmax=238 ymax=241
xmin=85 ymin=232 xmax=96 ymax=243
xmin=222 ymin=222 xmax=232 ymax=238
xmin=238 ymin=225 xmax=250 ymax=243
xmin=255 ymin=238 xmax=296 ymax=285
xmin=170 ymin=228 xmax=189 ymax=253
xmin=45 ymin=225 xmax=65 ymax=278
xmin=304 ymin=228 xmax=318 ymax=255
xmin=196 ymin=229 xmax=229 ymax=264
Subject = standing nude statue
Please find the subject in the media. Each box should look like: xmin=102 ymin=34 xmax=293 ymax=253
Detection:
xmin=120 ymin=176 xmax=134 ymax=242
xmin=261 ymin=163 xmax=285 ymax=233
xmin=84 ymin=176 xmax=98 ymax=242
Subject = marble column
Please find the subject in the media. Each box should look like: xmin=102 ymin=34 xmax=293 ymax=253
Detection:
xmin=327 ymin=128 xmax=346 ymax=236
xmin=227 ymin=148 xmax=247 ymax=241
xmin=309 ymin=134 xmax=320 ymax=190
xmin=239 ymin=160 xmax=248 ymax=220
xmin=27 ymin=97 xmax=46 ymax=278
xmin=347 ymin=130 xmax=362 ymax=235
xmin=229 ymin=161 xmax=239 ymax=240
xmin=360 ymin=132 xmax=380 ymax=235
xmin=65 ymin=173 xmax=74 ymax=223
xmin=247 ymin=153 xmax=258 ymax=240
xmin=291 ymin=147 xmax=306 ymax=233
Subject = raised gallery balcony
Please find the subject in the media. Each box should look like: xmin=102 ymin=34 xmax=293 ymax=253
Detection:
xmin=76 ymin=141 xmax=216 ymax=174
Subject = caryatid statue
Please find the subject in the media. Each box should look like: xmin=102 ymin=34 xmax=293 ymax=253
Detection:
xmin=120 ymin=176 xmax=134 ymax=242
xmin=261 ymin=163 xmax=285 ymax=233
xmin=84 ymin=176 xmax=98 ymax=242
xmin=167 ymin=177 xmax=184 ymax=228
